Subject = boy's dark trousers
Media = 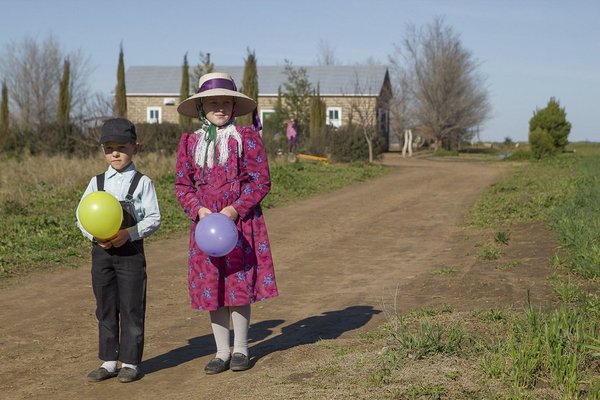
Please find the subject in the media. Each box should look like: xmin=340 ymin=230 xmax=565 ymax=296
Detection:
xmin=91 ymin=241 xmax=146 ymax=364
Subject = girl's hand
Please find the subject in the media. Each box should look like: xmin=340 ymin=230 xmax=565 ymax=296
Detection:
xmin=198 ymin=207 xmax=212 ymax=220
xmin=110 ymin=229 xmax=131 ymax=248
xmin=220 ymin=205 xmax=239 ymax=222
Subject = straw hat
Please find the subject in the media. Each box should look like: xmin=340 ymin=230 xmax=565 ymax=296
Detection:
xmin=177 ymin=72 xmax=257 ymax=118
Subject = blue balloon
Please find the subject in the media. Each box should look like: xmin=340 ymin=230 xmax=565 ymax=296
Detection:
xmin=195 ymin=213 xmax=238 ymax=257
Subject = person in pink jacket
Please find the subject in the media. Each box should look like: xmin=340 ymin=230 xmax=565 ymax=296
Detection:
xmin=286 ymin=118 xmax=298 ymax=153
xmin=175 ymin=72 xmax=278 ymax=374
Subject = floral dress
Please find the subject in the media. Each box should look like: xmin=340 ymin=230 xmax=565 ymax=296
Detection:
xmin=175 ymin=125 xmax=278 ymax=311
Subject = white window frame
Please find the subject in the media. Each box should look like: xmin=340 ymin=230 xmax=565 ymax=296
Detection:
xmin=147 ymin=107 xmax=162 ymax=123
xmin=260 ymin=109 xmax=275 ymax=122
xmin=326 ymin=107 xmax=342 ymax=128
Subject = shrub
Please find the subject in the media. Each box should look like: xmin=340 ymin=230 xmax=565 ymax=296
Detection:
xmin=505 ymin=149 xmax=532 ymax=161
xmin=529 ymin=97 xmax=571 ymax=151
xmin=529 ymin=127 xmax=556 ymax=160
xmin=329 ymin=125 xmax=384 ymax=162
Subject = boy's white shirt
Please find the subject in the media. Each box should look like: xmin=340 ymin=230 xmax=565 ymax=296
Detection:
xmin=76 ymin=163 xmax=161 ymax=242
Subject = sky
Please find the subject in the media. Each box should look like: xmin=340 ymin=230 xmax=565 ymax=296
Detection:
xmin=1 ymin=0 xmax=599 ymax=143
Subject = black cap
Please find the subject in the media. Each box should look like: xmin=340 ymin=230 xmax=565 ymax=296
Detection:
xmin=99 ymin=118 xmax=137 ymax=144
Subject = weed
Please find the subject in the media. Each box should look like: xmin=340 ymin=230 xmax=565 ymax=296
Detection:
xmin=496 ymin=261 xmax=519 ymax=270
xmin=494 ymin=230 xmax=511 ymax=245
xmin=481 ymin=243 xmax=501 ymax=260
xmin=408 ymin=382 xmax=446 ymax=398
xmin=431 ymin=266 xmax=459 ymax=275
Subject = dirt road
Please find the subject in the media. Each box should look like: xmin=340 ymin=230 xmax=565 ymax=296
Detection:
xmin=1 ymin=156 xmax=554 ymax=399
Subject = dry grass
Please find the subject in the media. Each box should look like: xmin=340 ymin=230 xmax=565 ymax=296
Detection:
xmin=0 ymin=152 xmax=175 ymax=205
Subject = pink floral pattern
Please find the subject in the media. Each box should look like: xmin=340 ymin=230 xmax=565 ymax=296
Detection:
xmin=175 ymin=126 xmax=278 ymax=310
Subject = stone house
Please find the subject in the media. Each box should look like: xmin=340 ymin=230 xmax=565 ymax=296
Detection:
xmin=125 ymin=65 xmax=394 ymax=149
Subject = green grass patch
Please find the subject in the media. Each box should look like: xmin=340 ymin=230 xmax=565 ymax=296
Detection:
xmin=466 ymin=154 xmax=579 ymax=227
xmin=551 ymin=155 xmax=600 ymax=278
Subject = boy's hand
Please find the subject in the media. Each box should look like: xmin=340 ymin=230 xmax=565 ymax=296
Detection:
xmin=220 ymin=205 xmax=239 ymax=222
xmin=110 ymin=229 xmax=131 ymax=248
xmin=198 ymin=207 xmax=212 ymax=220
xmin=95 ymin=237 xmax=113 ymax=249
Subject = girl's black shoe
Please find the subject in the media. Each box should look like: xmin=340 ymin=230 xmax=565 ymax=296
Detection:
xmin=230 ymin=353 xmax=250 ymax=371
xmin=204 ymin=358 xmax=230 ymax=375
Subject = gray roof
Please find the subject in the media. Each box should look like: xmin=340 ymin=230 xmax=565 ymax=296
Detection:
xmin=126 ymin=65 xmax=389 ymax=97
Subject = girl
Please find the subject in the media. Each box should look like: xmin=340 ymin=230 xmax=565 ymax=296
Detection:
xmin=175 ymin=72 xmax=278 ymax=374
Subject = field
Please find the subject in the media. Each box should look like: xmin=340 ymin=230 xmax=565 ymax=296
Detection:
xmin=0 ymin=144 xmax=598 ymax=399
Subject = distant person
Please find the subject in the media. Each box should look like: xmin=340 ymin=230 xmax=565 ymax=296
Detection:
xmin=286 ymin=118 xmax=298 ymax=153
xmin=76 ymin=118 xmax=161 ymax=383
xmin=175 ymin=72 xmax=279 ymax=374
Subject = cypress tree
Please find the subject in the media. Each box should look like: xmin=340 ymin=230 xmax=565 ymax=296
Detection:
xmin=192 ymin=52 xmax=214 ymax=88
xmin=309 ymin=83 xmax=326 ymax=136
xmin=57 ymin=58 xmax=71 ymax=126
xmin=114 ymin=43 xmax=127 ymax=118
xmin=1 ymin=80 xmax=9 ymax=148
xmin=238 ymin=49 xmax=258 ymax=127
xmin=179 ymin=52 xmax=192 ymax=128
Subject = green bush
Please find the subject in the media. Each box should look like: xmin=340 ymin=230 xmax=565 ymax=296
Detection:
xmin=529 ymin=127 xmax=556 ymax=159
xmin=529 ymin=97 xmax=571 ymax=151
xmin=505 ymin=149 xmax=532 ymax=161
xmin=329 ymin=125 xmax=384 ymax=162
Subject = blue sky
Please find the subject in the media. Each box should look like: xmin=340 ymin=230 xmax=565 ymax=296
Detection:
xmin=1 ymin=0 xmax=599 ymax=142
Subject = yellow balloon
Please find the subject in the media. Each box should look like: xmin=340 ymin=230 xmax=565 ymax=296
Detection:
xmin=78 ymin=191 xmax=123 ymax=240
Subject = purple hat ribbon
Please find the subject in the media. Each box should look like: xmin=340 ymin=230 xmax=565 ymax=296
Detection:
xmin=197 ymin=78 xmax=237 ymax=93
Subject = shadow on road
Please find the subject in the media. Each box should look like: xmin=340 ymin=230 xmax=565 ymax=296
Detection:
xmin=141 ymin=305 xmax=380 ymax=374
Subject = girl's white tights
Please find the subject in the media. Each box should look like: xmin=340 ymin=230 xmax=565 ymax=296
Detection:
xmin=209 ymin=305 xmax=251 ymax=361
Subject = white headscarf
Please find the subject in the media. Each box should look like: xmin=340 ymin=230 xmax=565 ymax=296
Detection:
xmin=194 ymin=118 xmax=242 ymax=170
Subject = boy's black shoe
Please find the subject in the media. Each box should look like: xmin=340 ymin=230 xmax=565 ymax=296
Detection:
xmin=87 ymin=367 xmax=118 ymax=382
xmin=230 ymin=353 xmax=250 ymax=371
xmin=117 ymin=367 xmax=141 ymax=383
xmin=204 ymin=358 xmax=230 ymax=375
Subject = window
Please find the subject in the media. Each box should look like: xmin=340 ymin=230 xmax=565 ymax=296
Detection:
xmin=147 ymin=107 xmax=161 ymax=123
xmin=326 ymin=107 xmax=342 ymax=128
xmin=260 ymin=109 xmax=278 ymax=135
xmin=261 ymin=109 xmax=275 ymax=123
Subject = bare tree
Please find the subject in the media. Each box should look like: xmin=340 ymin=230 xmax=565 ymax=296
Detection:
xmin=0 ymin=34 xmax=92 ymax=130
xmin=348 ymin=73 xmax=385 ymax=163
xmin=390 ymin=17 xmax=490 ymax=150
xmin=315 ymin=40 xmax=339 ymax=66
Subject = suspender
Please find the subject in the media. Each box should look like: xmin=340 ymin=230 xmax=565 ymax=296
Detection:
xmin=96 ymin=171 xmax=144 ymax=199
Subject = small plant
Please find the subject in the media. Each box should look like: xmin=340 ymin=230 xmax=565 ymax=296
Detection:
xmin=481 ymin=243 xmax=501 ymax=260
xmin=408 ymin=382 xmax=446 ymax=398
xmin=494 ymin=230 xmax=511 ymax=245
xmin=477 ymin=307 xmax=508 ymax=323
xmin=496 ymin=261 xmax=519 ymax=271
xmin=431 ymin=266 xmax=459 ymax=275
xmin=550 ymin=277 xmax=585 ymax=303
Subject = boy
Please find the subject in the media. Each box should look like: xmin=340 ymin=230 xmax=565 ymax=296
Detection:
xmin=76 ymin=118 xmax=161 ymax=383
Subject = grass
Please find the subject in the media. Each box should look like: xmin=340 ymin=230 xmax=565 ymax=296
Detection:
xmin=0 ymin=153 xmax=388 ymax=278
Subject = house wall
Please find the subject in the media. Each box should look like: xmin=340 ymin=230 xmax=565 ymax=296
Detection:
xmin=127 ymin=96 xmax=180 ymax=124
xmin=257 ymin=95 xmax=378 ymax=126
xmin=127 ymin=95 xmax=378 ymax=126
